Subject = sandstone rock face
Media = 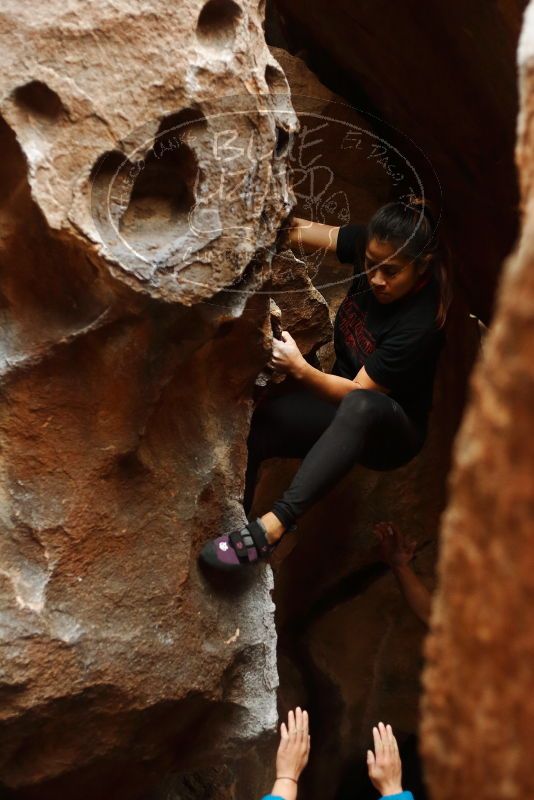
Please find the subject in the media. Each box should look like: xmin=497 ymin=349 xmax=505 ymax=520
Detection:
xmin=0 ymin=3 xmax=526 ymax=798
xmin=0 ymin=2 xmax=299 ymax=797
xmin=421 ymin=4 xmax=534 ymax=798
xmin=0 ymin=3 xmax=296 ymax=305
xmin=268 ymin=249 xmax=332 ymax=356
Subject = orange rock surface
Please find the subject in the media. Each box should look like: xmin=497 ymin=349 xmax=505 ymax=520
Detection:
xmin=422 ymin=4 xmax=534 ymax=798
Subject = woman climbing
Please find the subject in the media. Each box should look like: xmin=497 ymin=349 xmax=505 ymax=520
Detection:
xmin=200 ymin=197 xmax=452 ymax=569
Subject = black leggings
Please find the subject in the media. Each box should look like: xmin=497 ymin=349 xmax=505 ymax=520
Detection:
xmin=244 ymin=381 xmax=427 ymax=530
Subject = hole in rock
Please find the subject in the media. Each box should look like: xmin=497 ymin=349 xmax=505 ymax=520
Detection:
xmin=13 ymin=80 xmax=66 ymax=120
xmin=197 ymin=0 xmax=242 ymax=48
xmin=90 ymin=150 xmax=132 ymax=241
xmin=119 ymin=132 xmax=200 ymax=253
xmin=115 ymin=451 xmax=150 ymax=479
xmin=274 ymin=125 xmax=291 ymax=157
xmin=259 ymin=208 xmax=270 ymax=229
xmin=213 ymin=320 xmax=235 ymax=339
xmin=156 ymin=107 xmax=207 ymax=142
xmin=265 ymin=62 xmax=293 ymax=121
xmin=265 ymin=63 xmax=288 ymax=95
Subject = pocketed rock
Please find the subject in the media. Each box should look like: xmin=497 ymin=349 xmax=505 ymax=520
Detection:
xmin=257 ymin=251 xmax=332 ymax=387
xmin=0 ymin=1 xmax=299 ymax=797
xmin=269 ymin=249 xmax=332 ymax=355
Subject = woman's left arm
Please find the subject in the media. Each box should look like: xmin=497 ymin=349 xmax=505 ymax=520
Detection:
xmin=270 ymin=332 xmax=389 ymax=404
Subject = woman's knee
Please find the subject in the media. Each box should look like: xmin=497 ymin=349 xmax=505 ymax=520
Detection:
xmin=336 ymin=389 xmax=389 ymax=430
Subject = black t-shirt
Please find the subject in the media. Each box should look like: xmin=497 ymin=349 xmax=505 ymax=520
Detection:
xmin=332 ymin=223 xmax=445 ymax=426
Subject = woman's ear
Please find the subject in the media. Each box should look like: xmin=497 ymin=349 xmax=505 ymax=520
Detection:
xmin=416 ymin=254 xmax=432 ymax=275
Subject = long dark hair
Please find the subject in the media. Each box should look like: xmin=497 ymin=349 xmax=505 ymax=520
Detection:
xmin=367 ymin=197 xmax=452 ymax=329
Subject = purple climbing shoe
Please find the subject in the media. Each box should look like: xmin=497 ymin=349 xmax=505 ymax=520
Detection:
xmin=199 ymin=518 xmax=274 ymax=571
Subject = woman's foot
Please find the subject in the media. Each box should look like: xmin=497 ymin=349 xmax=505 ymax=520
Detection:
xmin=199 ymin=514 xmax=288 ymax=571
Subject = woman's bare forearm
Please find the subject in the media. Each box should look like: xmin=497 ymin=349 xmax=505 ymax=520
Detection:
xmin=288 ymin=217 xmax=340 ymax=253
xmin=293 ymin=361 xmax=358 ymax=404
xmin=392 ymin=564 xmax=432 ymax=625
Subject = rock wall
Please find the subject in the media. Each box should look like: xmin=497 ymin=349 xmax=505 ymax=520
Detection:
xmin=1 ymin=2 xmax=528 ymax=798
xmin=0 ymin=2 xmax=298 ymax=798
xmin=421 ymin=3 xmax=534 ymax=798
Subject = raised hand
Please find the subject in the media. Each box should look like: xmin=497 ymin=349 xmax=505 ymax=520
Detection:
xmin=276 ymin=706 xmax=310 ymax=780
xmin=367 ymin=721 xmax=403 ymax=797
xmin=374 ymin=521 xmax=416 ymax=567
xmin=271 ymin=707 xmax=310 ymax=800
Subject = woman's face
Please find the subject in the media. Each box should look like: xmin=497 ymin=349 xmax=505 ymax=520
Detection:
xmin=364 ymin=237 xmax=427 ymax=304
